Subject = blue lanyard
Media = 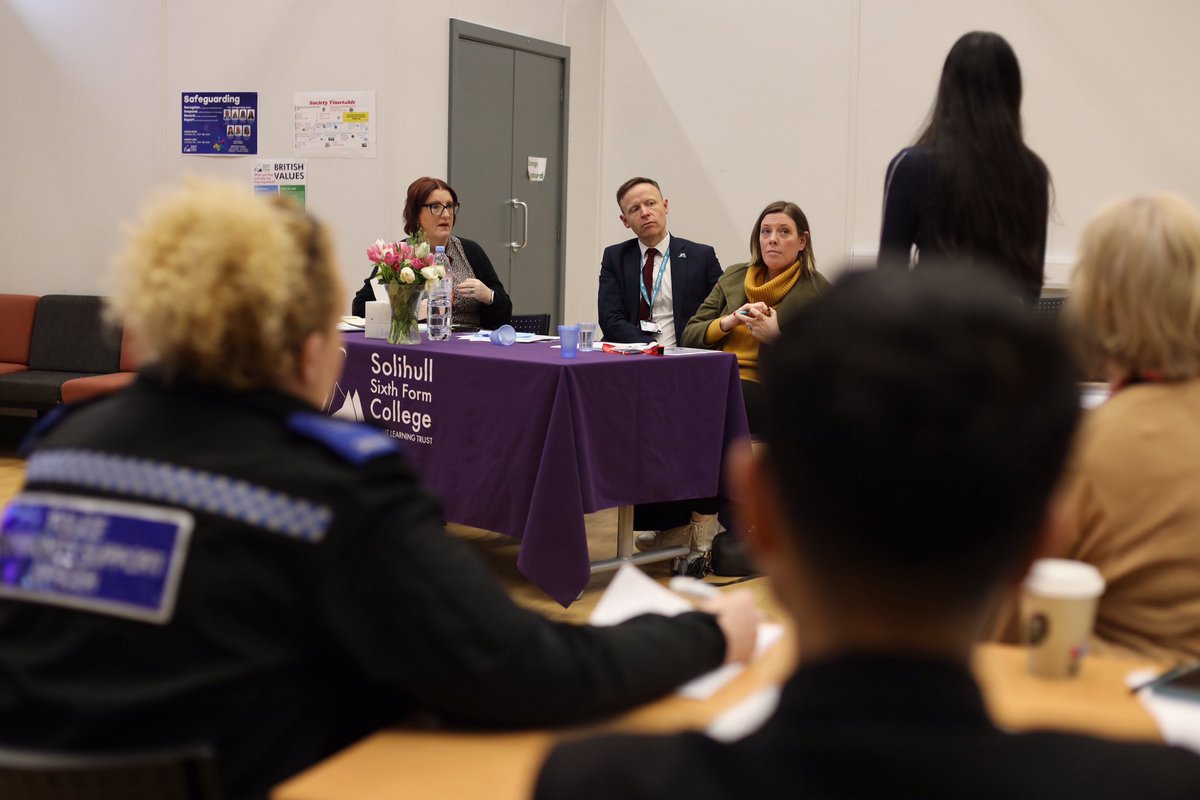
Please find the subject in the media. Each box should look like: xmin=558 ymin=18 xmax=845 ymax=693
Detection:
xmin=638 ymin=246 xmax=670 ymax=310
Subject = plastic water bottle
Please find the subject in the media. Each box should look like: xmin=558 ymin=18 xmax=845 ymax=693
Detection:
xmin=427 ymin=246 xmax=452 ymax=341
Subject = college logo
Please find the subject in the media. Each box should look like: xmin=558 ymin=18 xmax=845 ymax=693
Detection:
xmin=327 ymin=384 xmax=365 ymax=422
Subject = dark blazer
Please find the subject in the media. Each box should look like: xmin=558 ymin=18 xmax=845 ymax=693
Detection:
xmin=535 ymin=654 xmax=1200 ymax=800
xmin=352 ymin=237 xmax=512 ymax=328
xmin=598 ymin=235 xmax=722 ymax=344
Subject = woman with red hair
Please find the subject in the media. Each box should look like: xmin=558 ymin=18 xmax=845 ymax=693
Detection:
xmin=353 ymin=177 xmax=512 ymax=329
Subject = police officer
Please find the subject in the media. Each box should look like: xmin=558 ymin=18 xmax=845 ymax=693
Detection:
xmin=0 ymin=181 xmax=759 ymax=800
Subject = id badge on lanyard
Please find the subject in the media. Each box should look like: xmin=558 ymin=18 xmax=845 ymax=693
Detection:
xmin=639 ymin=246 xmax=669 ymax=334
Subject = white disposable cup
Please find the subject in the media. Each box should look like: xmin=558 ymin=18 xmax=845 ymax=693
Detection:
xmin=1021 ymin=558 xmax=1105 ymax=679
xmin=577 ymin=323 xmax=596 ymax=352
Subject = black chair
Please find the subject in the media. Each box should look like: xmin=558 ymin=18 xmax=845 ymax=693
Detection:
xmin=509 ymin=313 xmax=551 ymax=336
xmin=0 ymin=744 xmax=222 ymax=800
xmin=1033 ymin=295 xmax=1067 ymax=317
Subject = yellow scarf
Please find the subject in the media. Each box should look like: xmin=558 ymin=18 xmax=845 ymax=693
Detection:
xmin=721 ymin=260 xmax=803 ymax=382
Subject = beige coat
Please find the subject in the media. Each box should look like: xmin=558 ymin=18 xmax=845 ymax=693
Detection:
xmin=997 ymin=380 xmax=1200 ymax=663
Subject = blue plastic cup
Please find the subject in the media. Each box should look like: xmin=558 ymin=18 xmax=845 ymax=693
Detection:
xmin=558 ymin=324 xmax=580 ymax=358
xmin=489 ymin=324 xmax=516 ymax=346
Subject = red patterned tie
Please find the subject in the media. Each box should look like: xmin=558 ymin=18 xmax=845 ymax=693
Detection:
xmin=639 ymin=247 xmax=658 ymax=322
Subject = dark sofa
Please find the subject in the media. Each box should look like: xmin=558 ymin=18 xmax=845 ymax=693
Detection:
xmin=0 ymin=295 xmax=124 ymax=412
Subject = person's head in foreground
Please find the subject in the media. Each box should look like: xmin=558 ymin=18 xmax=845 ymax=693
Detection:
xmin=744 ymin=267 xmax=1080 ymax=658
xmin=535 ymin=267 xmax=1200 ymax=800
xmin=1067 ymin=193 xmax=1200 ymax=385
xmin=111 ymin=178 xmax=344 ymax=406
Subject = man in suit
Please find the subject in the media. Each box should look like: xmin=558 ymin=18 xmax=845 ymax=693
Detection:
xmin=598 ymin=177 xmax=723 ymax=347
xmin=597 ymin=177 xmax=726 ymax=553
xmin=536 ymin=267 xmax=1200 ymax=799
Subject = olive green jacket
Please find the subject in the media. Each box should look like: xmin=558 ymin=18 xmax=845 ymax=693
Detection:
xmin=680 ymin=262 xmax=830 ymax=350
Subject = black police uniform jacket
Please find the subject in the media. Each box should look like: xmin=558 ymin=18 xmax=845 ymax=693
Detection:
xmin=0 ymin=376 xmax=725 ymax=800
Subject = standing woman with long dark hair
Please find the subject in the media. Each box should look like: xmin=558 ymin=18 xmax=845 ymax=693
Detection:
xmin=879 ymin=31 xmax=1050 ymax=302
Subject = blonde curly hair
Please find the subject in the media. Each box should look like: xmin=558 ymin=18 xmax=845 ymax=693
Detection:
xmin=109 ymin=179 xmax=340 ymax=390
xmin=1069 ymin=194 xmax=1200 ymax=380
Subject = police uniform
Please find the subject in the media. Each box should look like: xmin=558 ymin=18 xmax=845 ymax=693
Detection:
xmin=0 ymin=376 xmax=726 ymax=800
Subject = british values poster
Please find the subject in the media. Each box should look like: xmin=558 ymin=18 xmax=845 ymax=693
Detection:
xmin=253 ymin=161 xmax=306 ymax=208
xmin=293 ymin=91 xmax=375 ymax=158
xmin=182 ymin=92 xmax=258 ymax=155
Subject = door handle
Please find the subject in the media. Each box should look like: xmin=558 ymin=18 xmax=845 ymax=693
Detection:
xmin=509 ymin=198 xmax=529 ymax=251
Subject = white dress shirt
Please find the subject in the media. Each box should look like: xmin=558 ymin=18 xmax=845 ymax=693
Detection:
xmin=637 ymin=233 xmax=675 ymax=347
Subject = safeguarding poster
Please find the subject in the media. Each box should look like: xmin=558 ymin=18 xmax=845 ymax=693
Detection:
xmin=293 ymin=91 xmax=375 ymax=158
xmin=182 ymin=92 xmax=258 ymax=155
xmin=253 ymin=160 xmax=306 ymax=208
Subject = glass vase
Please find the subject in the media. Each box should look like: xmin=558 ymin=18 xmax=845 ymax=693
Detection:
xmin=386 ymin=283 xmax=422 ymax=345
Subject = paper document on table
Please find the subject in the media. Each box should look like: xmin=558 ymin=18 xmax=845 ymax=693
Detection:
xmin=676 ymin=622 xmax=784 ymax=699
xmin=459 ymin=331 xmax=557 ymax=343
xmin=590 ymin=564 xmax=782 ymax=700
xmin=590 ymin=562 xmax=693 ymax=625
xmin=664 ymin=346 xmax=719 ymax=356
xmin=706 ymin=684 xmax=782 ymax=742
xmin=337 ymin=316 xmax=366 ymax=331
xmin=1130 ymin=668 xmax=1200 ymax=754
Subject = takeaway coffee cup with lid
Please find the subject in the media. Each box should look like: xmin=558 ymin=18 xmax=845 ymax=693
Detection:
xmin=1021 ymin=558 xmax=1105 ymax=679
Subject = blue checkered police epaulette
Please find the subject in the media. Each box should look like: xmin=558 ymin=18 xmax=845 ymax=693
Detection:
xmin=287 ymin=413 xmax=398 ymax=466
xmin=18 ymin=404 xmax=73 ymax=457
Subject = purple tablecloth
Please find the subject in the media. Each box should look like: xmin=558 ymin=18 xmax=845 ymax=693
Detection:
xmin=329 ymin=333 xmax=748 ymax=605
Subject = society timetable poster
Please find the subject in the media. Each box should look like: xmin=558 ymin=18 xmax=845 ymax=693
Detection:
xmin=293 ymin=91 xmax=375 ymax=158
xmin=182 ymin=92 xmax=258 ymax=155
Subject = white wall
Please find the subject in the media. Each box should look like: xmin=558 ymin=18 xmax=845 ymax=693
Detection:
xmin=0 ymin=0 xmax=597 ymax=307
xmin=598 ymin=0 xmax=1200 ymax=289
xmin=851 ymin=0 xmax=1200 ymax=286
xmin=3 ymin=0 xmax=1199 ymax=308
xmin=598 ymin=0 xmax=858 ymax=283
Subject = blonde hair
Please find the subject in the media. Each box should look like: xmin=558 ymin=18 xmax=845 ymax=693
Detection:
xmin=1069 ymin=193 xmax=1200 ymax=380
xmin=109 ymin=179 xmax=341 ymax=390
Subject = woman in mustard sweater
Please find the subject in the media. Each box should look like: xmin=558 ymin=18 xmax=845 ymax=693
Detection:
xmin=682 ymin=200 xmax=829 ymax=432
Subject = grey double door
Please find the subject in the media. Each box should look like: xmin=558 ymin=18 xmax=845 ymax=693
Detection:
xmin=449 ymin=21 xmax=568 ymax=327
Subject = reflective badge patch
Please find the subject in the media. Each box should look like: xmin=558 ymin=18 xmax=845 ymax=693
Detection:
xmin=0 ymin=492 xmax=194 ymax=624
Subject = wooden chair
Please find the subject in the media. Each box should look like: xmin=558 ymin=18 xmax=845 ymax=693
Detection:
xmin=509 ymin=313 xmax=551 ymax=336
xmin=0 ymin=744 xmax=222 ymax=800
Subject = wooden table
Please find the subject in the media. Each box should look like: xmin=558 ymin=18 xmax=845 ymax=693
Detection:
xmin=272 ymin=640 xmax=1161 ymax=800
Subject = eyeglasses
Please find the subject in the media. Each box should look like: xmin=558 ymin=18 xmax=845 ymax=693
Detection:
xmin=423 ymin=202 xmax=460 ymax=217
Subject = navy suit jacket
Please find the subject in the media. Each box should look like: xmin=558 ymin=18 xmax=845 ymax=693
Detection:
xmin=597 ymin=235 xmax=722 ymax=344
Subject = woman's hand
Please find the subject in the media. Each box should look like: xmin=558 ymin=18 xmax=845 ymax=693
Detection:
xmin=719 ymin=301 xmax=770 ymax=333
xmin=456 ymin=278 xmax=494 ymax=305
xmin=744 ymin=305 xmax=781 ymax=344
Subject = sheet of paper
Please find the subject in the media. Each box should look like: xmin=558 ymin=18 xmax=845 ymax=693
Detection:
xmin=677 ymin=623 xmax=784 ymax=699
xmin=706 ymin=684 xmax=782 ymax=742
xmin=590 ymin=563 xmax=782 ymax=700
xmin=664 ymin=346 xmax=721 ymax=356
xmin=1130 ymin=668 xmax=1200 ymax=754
xmin=590 ymin=562 xmax=693 ymax=625
xmin=459 ymin=332 xmax=557 ymax=343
